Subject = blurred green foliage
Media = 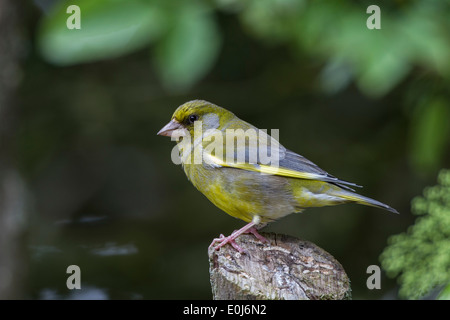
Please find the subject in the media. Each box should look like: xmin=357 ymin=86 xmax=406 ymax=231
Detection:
xmin=39 ymin=0 xmax=165 ymax=64
xmin=39 ymin=0 xmax=221 ymax=91
xmin=224 ymin=0 xmax=450 ymax=97
xmin=410 ymin=98 xmax=450 ymax=173
xmin=381 ymin=169 xmax=450 ymax=299
xmin=37 ymin=0 xmax=450 ymax=173
xmin=39 ymin=0 xmax=450 ymax=96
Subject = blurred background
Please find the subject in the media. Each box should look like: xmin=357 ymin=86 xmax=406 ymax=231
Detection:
xmin=0 ymin=0 xmax=449 ymax=300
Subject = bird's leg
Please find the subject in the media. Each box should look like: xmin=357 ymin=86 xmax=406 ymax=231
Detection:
xmin=247 ymin=226 xmax=268 ymax=243
xmin=209 ymin=217 xmax=268 ymax=253
xmin=209 ymin=222 xmax=256 ymax=253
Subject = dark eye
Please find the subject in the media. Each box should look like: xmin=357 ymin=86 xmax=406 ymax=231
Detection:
xmin=188 ymin=114 xmax=198 ymax=123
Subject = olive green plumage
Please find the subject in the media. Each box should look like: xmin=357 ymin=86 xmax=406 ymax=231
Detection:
xmin=158 ymin=100 xmax=398 ymax=226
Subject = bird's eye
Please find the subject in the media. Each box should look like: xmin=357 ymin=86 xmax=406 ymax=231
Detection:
xmin=188 ymin=114 xmax=198 ymax=123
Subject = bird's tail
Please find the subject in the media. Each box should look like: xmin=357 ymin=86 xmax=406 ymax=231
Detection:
xmin=337 ymin=191 xmax=399 ymax=214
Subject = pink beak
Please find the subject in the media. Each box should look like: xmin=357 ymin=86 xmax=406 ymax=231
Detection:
xmin=157 ymin=119 xmax=183 ymax=137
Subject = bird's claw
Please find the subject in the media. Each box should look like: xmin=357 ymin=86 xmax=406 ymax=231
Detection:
xmin=209 ymin=226 xmax=269 ymax=253
xmin=209 ymin=234 xmax=245 ymax=253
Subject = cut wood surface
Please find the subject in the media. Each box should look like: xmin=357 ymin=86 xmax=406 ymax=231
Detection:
xmin=209 ymin=233 xmax=351 ymax=300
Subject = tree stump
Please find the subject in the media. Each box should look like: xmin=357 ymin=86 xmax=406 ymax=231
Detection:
xmin=208 ymin=233 xmax=351 ymax=300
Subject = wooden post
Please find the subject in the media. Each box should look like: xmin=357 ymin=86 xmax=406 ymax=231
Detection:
xmin=209 ymin=233 xmax=351 ymax=300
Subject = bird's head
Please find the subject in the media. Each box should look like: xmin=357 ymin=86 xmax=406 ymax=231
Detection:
xmin=157 ymin=100 xmax=235 ymax=139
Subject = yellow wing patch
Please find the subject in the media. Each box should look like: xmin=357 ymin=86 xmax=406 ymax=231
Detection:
xmin=205 ymin=154 xmax=328 ymax=181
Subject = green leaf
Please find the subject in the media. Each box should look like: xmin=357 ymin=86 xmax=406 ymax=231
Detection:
xmin=380 ymin=169 xmax=450 ymax=299
xmin=410 ymin=99 xmax=450 ymax=173
xmin=38 ymin=0 xmax=165 ymax=65
xmin=437 ymin=283 xmax=450 ymax=300
xmin=153 ymin=2 xmax=221 ymax=92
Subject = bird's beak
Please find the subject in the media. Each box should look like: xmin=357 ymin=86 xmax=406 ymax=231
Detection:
xmin=157 ymin=119 xmax=184 ymax=137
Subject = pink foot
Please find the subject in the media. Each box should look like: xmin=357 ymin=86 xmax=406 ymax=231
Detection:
xmin=247 ymin=227 xmax=268 ymax=243
xmin=209 ymin=234 xmax=245 ymax=252
xmin=209 ymin=222 xmax=268 ymax=253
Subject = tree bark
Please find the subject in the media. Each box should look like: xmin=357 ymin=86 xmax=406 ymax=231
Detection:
xmin=209 ymin=233 xmax=351 ymax=300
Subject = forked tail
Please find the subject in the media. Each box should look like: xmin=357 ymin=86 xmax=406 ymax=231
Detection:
xmin=338 ymin=191 xmax=399 ymax=214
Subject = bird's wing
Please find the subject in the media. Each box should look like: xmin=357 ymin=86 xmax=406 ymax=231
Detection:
xmin=203 ymin=127 xmax=361 ymax=191
xmin=277 ymin=149 xmax=362 ymax=191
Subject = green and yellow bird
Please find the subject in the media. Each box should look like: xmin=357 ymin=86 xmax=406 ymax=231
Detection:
xmin=158 ymin=100 xmax=398 ymax=252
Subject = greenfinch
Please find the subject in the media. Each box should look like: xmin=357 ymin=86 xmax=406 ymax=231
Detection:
xmin=158 ymin=100 xmax=398 ymax=252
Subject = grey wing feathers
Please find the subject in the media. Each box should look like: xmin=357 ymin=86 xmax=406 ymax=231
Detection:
xmin=280 ymin=149 xmax=362 ymax=192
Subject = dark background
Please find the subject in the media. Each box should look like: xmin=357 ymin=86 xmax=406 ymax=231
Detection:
xmin=0 ymin=0 xmax=449 ymax=299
